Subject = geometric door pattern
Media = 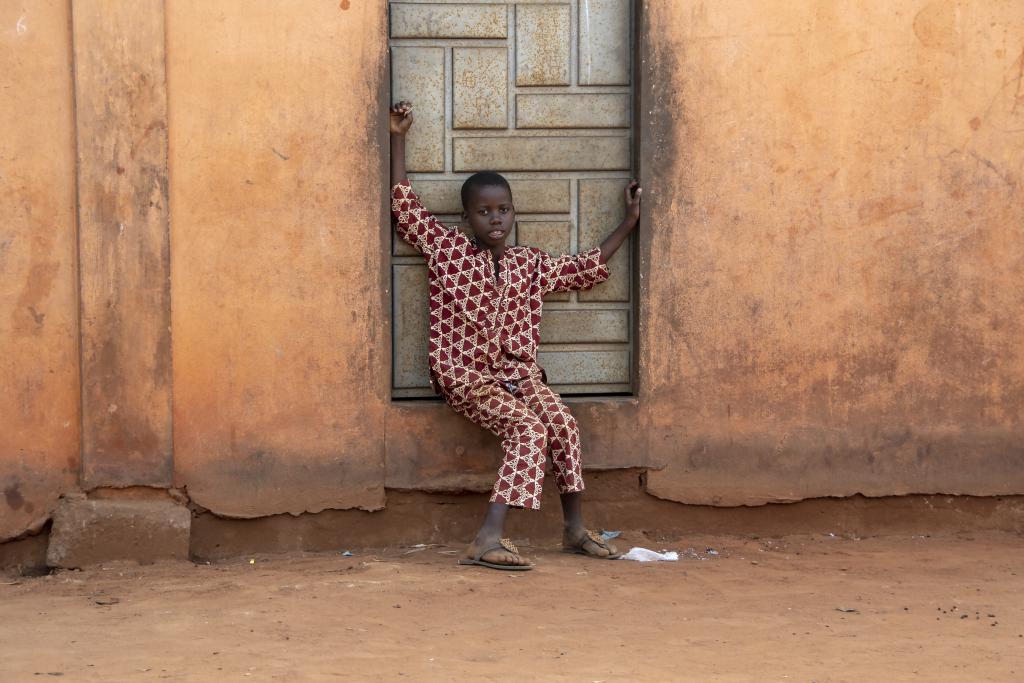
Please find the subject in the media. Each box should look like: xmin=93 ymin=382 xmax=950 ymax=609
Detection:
xmin=390 ymin=0 xmax=635 ymax=397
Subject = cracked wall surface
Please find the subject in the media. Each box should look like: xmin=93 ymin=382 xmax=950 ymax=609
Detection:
xmin=166 ymin=1 xmax=389 ymax=517
xmin=2 ymin=1 xmax=1024 ymax=544
xmin=637 ymin=0 xmax=1024 ymax=504
xmin=0 ymin=0 xmax=80 ymax=541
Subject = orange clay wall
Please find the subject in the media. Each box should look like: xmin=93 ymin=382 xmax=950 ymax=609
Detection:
xmin=637 ymin=1 xmax=1024 ymax=504
xmin=166 ymin=1 xmax=389 ymax=517
xmin=0 ymin=1 xmax=80 ymax=540
xmin=1 ymin=1 xmax=1022 ymax=542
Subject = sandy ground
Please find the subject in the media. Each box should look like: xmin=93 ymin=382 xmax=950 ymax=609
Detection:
xmin=1 ymin=531 xmax=1022 ymax=682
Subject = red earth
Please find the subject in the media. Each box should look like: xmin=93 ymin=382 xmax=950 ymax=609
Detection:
xmin=1 ymin=531 xmax=1022 ymax=681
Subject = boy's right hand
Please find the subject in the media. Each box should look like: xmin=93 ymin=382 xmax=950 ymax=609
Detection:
xmin=390 ymin=101 xmax=414 ymax=135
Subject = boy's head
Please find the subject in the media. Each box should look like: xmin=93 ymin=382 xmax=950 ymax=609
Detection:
xmin=461 ymin=171 xmax=515 ymax=248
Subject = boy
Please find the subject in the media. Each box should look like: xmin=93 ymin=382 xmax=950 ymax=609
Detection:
xmin=390 ymin=101 xmax=641 ymax=570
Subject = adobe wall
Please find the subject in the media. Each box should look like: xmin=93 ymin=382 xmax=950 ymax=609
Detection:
xmin=0 ymin=1 xmax=80 ymax=541
xmin=166 ymin=1 xmax=389 ymax=517
xmin=2 ymin=1 xmax=1022 ymax=552
xmin=638 ymin=0 xmax=1024 ymax=504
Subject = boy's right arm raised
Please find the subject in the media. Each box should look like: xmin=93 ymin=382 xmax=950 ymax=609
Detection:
xmin=389 ymin=101 xmax=412 ymax=186
xmin=389 ymin=101 xmax=453 ymax=258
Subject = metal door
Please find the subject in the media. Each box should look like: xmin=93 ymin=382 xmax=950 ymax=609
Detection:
xmin=390 ymin=0 xmax=635 ymax=397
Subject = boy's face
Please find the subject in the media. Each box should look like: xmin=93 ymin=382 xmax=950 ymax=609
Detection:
xmin=463 ymin=184 xmax=515 ymax=249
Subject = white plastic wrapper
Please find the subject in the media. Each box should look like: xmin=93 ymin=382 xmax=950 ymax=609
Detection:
xmin=618 ymin=547 xmax=679 ymax=562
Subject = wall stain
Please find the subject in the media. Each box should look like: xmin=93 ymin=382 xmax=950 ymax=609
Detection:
xmin=857 ymin=195 xmax=923 ymax=224
xmin=912 ymin=1 xmax=960 ymax=56
xmin=5 ymin=484 xmax=25 ymax=510
xmin=27 ymin=305 xmax=45 ymax=327
xmin=12 ymin=247 xmax=59 ymax=337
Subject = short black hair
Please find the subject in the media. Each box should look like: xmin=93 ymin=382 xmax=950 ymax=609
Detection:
xmin=460 ymin=171 xmax=513 ymax=210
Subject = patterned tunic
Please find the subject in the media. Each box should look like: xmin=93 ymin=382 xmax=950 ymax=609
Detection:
xmin=391 ymin=180 xmax=610 ymax=393
xmin=391 ymin=180 xmax=611 ymax=509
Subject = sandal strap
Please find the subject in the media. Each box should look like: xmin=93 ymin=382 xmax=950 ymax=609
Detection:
xmin=499 ymin=538 xmax=520 ymax=555
xmin=576 ymin=530 xmax=616 ymax=553
xmin=474 ymin=538 xmax=521 ymax=562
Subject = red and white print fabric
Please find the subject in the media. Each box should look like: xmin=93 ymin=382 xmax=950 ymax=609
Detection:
xmin=391 ymin=180 xmax=609 ymax=509
xmin=444 ymin=374 xmax=584 ymax=510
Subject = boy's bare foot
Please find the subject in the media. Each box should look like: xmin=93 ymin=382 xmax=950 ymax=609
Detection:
xmin=463 ymin=535 xmax=532 ymax=568
xmin=563 ymin=527 xmax=620 ymax=559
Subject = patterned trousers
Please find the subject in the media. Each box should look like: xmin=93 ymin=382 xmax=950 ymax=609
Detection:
xmin=444 ymin=374 xmax=585 ymax=510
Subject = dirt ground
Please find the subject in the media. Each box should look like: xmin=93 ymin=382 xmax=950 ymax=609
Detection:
xmin=1 ymin=531 xmax=1022 ymax=682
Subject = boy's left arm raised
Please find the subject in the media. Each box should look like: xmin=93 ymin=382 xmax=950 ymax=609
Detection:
xmin=389 ymin=101 xmax=447 ymax=258
xmin=598 ymin=180 xmax=642 ymax=265
xmin=538 ymin=180 xmax=642 ymax=294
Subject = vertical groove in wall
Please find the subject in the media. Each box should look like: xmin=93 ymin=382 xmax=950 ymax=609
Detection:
xmin=630 ymin=0 xmax=643 ymax=399
xmin=381 ymin=3 xmax=396 ymax=410
xmin=67 ymin=0 xmax=85 ymax=488
xmin=161 ymin=0 xmax=175 ymax=478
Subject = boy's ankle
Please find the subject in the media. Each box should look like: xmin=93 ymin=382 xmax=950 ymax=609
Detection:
xmin=474 ymin=528 xmax=501 ymax=543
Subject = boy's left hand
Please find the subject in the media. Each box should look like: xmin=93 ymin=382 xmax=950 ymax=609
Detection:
xmin=624 ymin=180 xmax=642 ymax=223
